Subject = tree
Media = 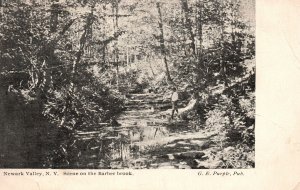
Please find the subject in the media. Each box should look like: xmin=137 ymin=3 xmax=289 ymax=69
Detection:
xmin=180 ymin=0 xmax=196 ymax=55
xmin=156 ymin=2 xmax=172 ymax=83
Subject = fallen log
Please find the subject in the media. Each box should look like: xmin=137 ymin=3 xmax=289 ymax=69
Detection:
xmin=178 ymin=98 xmax=197 ymax=116
xmin=161 ymin=98 xmax=198 ymax=117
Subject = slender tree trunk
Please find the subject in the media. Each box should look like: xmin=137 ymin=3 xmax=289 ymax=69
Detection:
xmin=48 ymin=1 xmax=59 ymax=73
xmin=196 ymin=0 xmax=203 ymax=85
xmin=197 ymin=0 xmax=203 ymax=59
xmin=180 ymin=0 xmax=196 ymax=55
xmin=60 ymin=7 xmax=94 ymax=129
xmin=74 ymin=13 xmax=93 ymax=76
xmin=180 ymin=8 xmax=188 ymax=56
xmin=156 ymin=2 xmax=172 ymax=82
xmin=220 ymin=7 xmax=228 ymax=87
xmin=39 ymin=1 xmax=60 ymax=94
xmin=102 ymin=46 xmax=107 ymax=71
xmin=112 ymin=1 xmax=120 ymax=89
xmin=116 ymin=4 xmax=120 ymax=89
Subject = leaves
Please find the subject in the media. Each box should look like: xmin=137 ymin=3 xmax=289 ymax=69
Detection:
xmin=0 ymin=0 xmax=254 ymax=168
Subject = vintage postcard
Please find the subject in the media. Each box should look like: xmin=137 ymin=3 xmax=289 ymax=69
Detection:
xmin=0 ymin=0 xmax=299 ymax=189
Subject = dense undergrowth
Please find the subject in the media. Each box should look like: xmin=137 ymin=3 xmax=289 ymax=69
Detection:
xmin=0 ymin=1 xmax=125 ymax=167
xmin=0 ymin=0 xmax=254 ymax=168
xmin=203 ymin=73 xmax=255 ymax=168
xmin=146 ymin=66 xmax=255 ymax=168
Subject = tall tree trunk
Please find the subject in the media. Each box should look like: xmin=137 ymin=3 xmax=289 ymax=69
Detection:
xmin=39 ymin=1 xmax=60 ymax=96
xmin=112 ymin=1 xmax=120 ymax=89
xmin=60 ymin=7 xmax=94 ymax=129
xmin=196 ymin=0 xmax=204 ymax=87
xmin=180 ymin=0 xmax=196 ymax=55
xmin=156 ymin=2 xmax=172 ymax=82
xmin=220 ymin=5 xmax=228 ymax=87
xmin=197 ymin=0 xmax=203 ymax=59
xmin=74 ymin=8 xmax=95 ymax=84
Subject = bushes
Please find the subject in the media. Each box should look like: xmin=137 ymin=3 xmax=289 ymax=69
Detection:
xmin=201 ymin=74 xmax=255 ymax=168
xmin=42 ymin=73 xmax=125 ymax=130
xmin=0 ymin=3 xmax=126 ymax=167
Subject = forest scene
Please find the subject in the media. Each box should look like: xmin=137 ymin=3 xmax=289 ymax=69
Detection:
xmin=0 ymin=0 xmax=255 ymax=169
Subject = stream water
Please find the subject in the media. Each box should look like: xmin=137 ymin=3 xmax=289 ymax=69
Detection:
xmin=69 ymin=93 xmax=209 ymax=169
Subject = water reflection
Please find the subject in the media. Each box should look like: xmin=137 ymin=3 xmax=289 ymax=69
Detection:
xmin=70 ymin=118 xmax=202 ymax=169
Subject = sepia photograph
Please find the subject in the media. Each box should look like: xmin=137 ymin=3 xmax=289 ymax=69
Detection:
xmin=0 ymin=0 xmax=255 ymax=169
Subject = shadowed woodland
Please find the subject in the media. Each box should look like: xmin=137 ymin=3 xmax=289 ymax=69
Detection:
xmin=0 ymin=0 xmax=255 ymax=169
